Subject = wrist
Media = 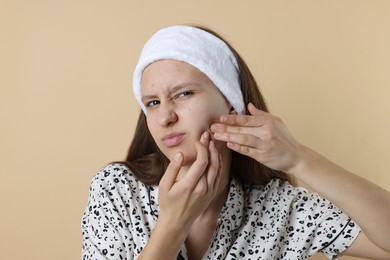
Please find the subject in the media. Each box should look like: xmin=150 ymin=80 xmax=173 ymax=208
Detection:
xmin=139 ymin=217 xmax=189 ymax=260
xmin=286 ymin=144 xmax=315 ymax=179
xmin=154 ymin=215 xmax=191 ymax=244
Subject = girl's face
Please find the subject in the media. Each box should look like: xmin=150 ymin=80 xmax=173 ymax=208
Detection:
xmin=141 ymin=59 xmax=231 ymax=165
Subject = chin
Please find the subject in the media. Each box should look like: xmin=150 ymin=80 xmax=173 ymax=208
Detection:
xmin=164 ymin=148 xmax=196 ymax=164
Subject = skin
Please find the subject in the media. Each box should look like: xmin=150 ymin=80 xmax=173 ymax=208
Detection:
xmin=141 ymin=59 xmax=232 ymax=168
xmin=139 ymin=59 xmax=233 ymax=259
xmin=138 ymin=59 xmax=390 ymax=259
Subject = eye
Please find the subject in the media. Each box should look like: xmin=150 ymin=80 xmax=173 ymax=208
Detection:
xmin=146 ymin=100 xmax=160 ymax=107
xmin=177 ymin=91 xmax=193 ymax=98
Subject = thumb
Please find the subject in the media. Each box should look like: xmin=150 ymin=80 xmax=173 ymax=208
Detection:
xmin=248 ymin=103 xmax=268 ymax=116
xmin=159 ymin=152 xmax=183 ymax=192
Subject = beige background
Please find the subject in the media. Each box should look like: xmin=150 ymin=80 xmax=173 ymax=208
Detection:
xmin=1 ymin=1 xmax=389 ymax=259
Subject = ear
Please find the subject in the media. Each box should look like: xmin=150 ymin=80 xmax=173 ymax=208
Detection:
xmin=229 ymin=106 xmax=237 ymax=115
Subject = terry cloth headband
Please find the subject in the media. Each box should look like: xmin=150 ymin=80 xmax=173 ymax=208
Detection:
xmin=132 ymin=25 xmax=245 ymax=115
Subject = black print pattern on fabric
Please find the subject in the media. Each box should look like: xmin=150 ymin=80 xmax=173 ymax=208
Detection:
xmin=81 ymin=164 xmax=360 ymax=260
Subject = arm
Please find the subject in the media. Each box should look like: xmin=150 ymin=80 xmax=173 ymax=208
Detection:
xmin=292 ymin=146 xmax=390 ymax=259
xmin=82 ymin=167 xmax=134 ymax=259
xmin=138 ymin=131 xmax=221 ymax=259
xmin=211 ymin=103 xmax=390 ymax=259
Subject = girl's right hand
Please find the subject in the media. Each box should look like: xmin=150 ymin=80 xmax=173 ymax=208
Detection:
xmin=157 ymin=131 xmax=222 ymax=232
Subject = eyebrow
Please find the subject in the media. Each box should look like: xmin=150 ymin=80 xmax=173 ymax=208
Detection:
xmin=141 ymin=82 xmax=202 ymax=103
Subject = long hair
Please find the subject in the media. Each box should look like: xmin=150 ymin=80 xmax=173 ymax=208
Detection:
xmin=119 ymin=26 xmax=294 ymax=186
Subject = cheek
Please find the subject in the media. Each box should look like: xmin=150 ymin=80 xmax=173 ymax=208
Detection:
xmin=146 ymin=118 xmax=159 ymax=141
xmin=207 ymin=104 xmax=230 ymax=124
xmin=207 ymin=95 xmax=231 ymax=116
xmin=195 ymin=105 xmax=227 ymax=128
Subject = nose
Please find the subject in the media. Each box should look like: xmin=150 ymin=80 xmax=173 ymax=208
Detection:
xmin=158 ymin=102 xmax=178 ymax=127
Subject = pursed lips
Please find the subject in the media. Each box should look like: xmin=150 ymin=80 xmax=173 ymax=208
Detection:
xmin=162 ymin=133 xmax=185 ymax=147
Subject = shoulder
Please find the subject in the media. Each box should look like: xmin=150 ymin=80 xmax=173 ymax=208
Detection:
xmin=246 ymin=178 xmax=335 ymax=213
xmin=246 ymin=178 xmax=302 ymax=202
xmin=91 ymin=163 xmax=144 ymax=186
xmin=242 ymin=179 xmax=360 ymax=258
xmin=88 ymin=163 xmax=151 ymax=198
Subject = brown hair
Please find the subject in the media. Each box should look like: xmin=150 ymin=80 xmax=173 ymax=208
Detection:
xmin=119 ymin=26 xmax=294 ymax=186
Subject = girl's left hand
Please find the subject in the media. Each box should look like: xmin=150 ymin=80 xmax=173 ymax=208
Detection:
xmin=212 ymin=104 xmax=390 ymax=259
xmin=210 ymin=103 xmax=304 ymax=175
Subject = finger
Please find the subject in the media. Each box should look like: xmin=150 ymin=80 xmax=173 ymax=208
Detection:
xmin=199 ymin=131 xmax=210 ymax=146
xmin=181 ymin=141 xmax=209 ymax=188
xmin=210 ymin=123 xmax=258 ymax=136
xmin=159 ymin=152 xmax=184 ymax=192
xmin=213 ymin=153 xmax=223 ymax=190
xmin=226 ymin=142 xmax=261 ymax=160
xmin=213 ymin=131 xmax=264 ymax=150
xmin=191 ymin=139 xmax=217 ymax=197
xmin=206 ymin=141 xmax=220 ymax=188
xmin=247 ymin=102 xmax=265 ymax=116
xmin=219 ymin=114 xmax=264 ymax=127
xmin=219 ymin=104 xmax=269 ymax=127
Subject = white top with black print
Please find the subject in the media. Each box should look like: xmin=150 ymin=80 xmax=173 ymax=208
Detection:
xmin=82 ymin=163 xmax=360 ymax=260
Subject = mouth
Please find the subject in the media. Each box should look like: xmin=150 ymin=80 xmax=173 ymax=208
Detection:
xmin=162 ymin=133 xmax=185 ymax=148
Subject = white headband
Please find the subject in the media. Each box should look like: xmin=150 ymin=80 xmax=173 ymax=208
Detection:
xmin=132 ymin=25 xmax=245 ymax=115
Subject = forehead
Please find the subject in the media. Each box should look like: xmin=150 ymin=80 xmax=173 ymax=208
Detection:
xmin=141 ymin=59 xmax=216 ymax=92
xmin=143 ymin=59 xmax=206 ymax=79
xmin=140 ymin=60 xmax=231 ymax=109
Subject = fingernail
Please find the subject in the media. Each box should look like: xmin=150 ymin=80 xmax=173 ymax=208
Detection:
xmin=174 ymin=152 xmax=182 ymax=162
xmin=203 ymin=131 xmax=210 ymax=140
xmin=210 ymin=124 xmax=218 ymax=132
xmin=221 ymin=116 xmax=229 ymax=123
